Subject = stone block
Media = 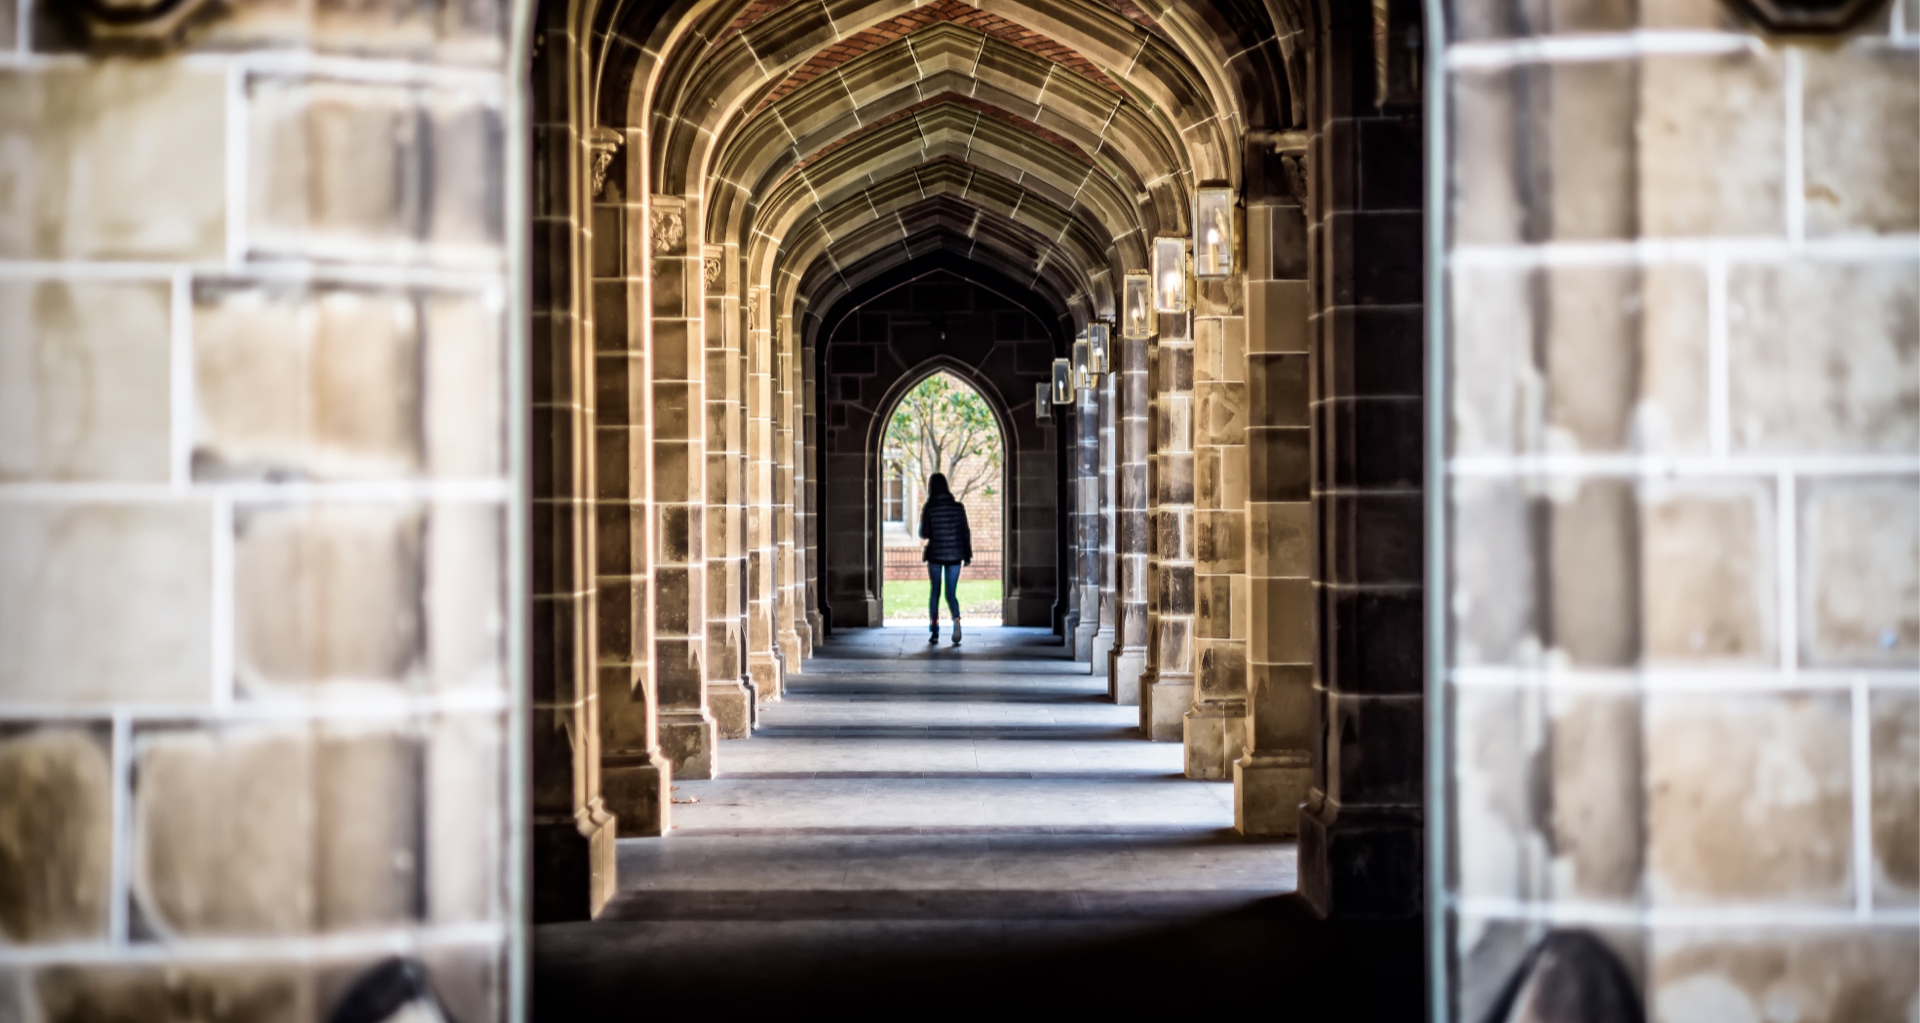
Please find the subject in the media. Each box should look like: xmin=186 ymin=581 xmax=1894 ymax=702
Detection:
xmin=428 ymin=502 xmax=506 ymax=691
xmin=35 ymin=964 xmax=313 ymax=1023
xmin=0 ymin=282 xmax=171 ymax=483
xmin=0 ymin=502 xmax=212 ymax=705
xmin=1449 ymin=264 xmax=1536 ymax=456
xmin=1638 ymin=263 xmax=1709 ymax=454
xmin=234 ymin=503 xmax=425 ymax=691
xmin=0 ymin=65 xmax=225 ymax=260
xmin=1804 ymin=49 xmax=1919 ymax=237
xmin=427 ymin=714 xmax=504 ymax=924
xmin=0 ymin=728 xmax=111 ymax=942
xmin=134 ymin=725 xmax=316 ymax=936
xmin=1647 ymin=691 xmax=1852 ymax=906
xmin=1641 ymin=479 xmax=1775 ymax=664
xmin=1872 ymin=689 xmax=1918 ymax=903
xmin=1548 ymin=691 xmax=1642 ymax=901
xmin=194 ymin=286 xmax=424 ymax=480
xmin=1452 ymin=684 xmax=1547 ymax=902
xmin=1800 ymin=478 xmax=1918 ymax=666
xmin=1729 ymin=261 xmax=1918 ymax=455
xmin=316 ymin=725 xmax=421 ymax=930
xmin=1450 ymin=68 xmax=1526 ymax=245
xmin=424 ymin=292 xmax=505 ymax=478
xmin=1639 ymin=53 xmax=1785 ymax=237
xmin=1549 ymin=479 xmax=1639 ymax=666
xmin=1545 ymin=266 xmax=1637 ymax=451
xmin=1649 ymin=929 xmax=1918 ymax=1023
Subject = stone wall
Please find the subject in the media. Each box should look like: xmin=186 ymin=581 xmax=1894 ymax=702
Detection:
xmin=0 ymin=1 xmax=520 ymax=1018
xmin=1439 ymin=0 xmax=1920 ymax=1018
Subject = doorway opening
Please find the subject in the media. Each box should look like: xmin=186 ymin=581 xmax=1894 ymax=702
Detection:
xmin=877 ymin=371 xmax=1006 ymax=628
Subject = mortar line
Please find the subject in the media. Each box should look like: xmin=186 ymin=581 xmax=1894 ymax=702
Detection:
xmin=1853 ymin=673 xmax=1874 ymax=919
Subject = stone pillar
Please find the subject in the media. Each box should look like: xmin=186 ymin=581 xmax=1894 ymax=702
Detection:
xmin=746 ymin=289 xmax=785 ymax=699
xmin=787 ymin=344 xmax=813 ymax=661
xmin=1186 ymin=261 xmax=1251 ymax=779
xmin=592 ymin=124 xmax=668 ymax=840
xmin=1141 ymin=309 xmax=1195 ymax=741
xmin=704 ymin=247 xmax=753 ymax=738
xmin=776 ymin=321 xmax=807 ymax=669
xmin=1235 ymin=165 xmax=1313 ymax=835
xmin=1073 ymin=377 xmax=1101 ymax=659
xmin=648 ymin=195 xmax=718 ymax=780
xmin=532 ymin=9 xmax=617 ymax=919
xmin=1296 ymin=0 xmax=1423 ymax=917
xmin=1090 ymin=369 xmax=1117 ymax=676
xmin=803 ymin=353 xmax=825 ymax=646
xmin=1110 ymin=329 xmax=1150 ymax=703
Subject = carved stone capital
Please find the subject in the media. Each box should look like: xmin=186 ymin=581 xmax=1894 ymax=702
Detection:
xmin=587 ymin=128 xmax=623 ymax=199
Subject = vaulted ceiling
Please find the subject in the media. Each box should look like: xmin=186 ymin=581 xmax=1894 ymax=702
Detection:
xmin=591 ymin=0 xmax=1300 ymax=345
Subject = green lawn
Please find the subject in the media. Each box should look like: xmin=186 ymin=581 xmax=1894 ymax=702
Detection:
xmin=883 ymin=579 xmax=1003 ymax=620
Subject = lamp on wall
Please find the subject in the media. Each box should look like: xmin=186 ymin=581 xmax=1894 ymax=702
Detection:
xmin=1153 ymin=237 xmax=1186 ymax=313
xmin=1122 ymin=272 xmax=1153 ymax=339
xmin=1087 ymin=322 xmax=1110 ymax=375
xmin=1072 ymin=338 xmax=1092 ymax=392
xmin=1051 ymin=358 xmax=1075 ymax=405
xmin=1193 ymin=188 xmax=1235 ymax=279
xmin=1035 ymin=382 xmax=1052 ymax=421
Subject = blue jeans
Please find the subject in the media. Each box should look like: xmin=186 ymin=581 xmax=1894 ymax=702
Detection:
xmin=927 ymin=562 xmax=962 ymax=628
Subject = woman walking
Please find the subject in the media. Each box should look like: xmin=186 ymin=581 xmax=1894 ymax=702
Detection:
xmin=918 ymin=472 xmax=973 ymax=646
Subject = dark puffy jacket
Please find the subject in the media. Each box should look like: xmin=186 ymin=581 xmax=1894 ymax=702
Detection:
xmin=919 ymin=494 xmax=973 ymax=564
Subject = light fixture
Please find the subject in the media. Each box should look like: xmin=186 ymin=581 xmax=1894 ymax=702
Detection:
xmin=1051 ymin=358 xmax=1075 ymax=404
xmin=1122 ymin=272 xmax=1153 ymax=339
xmin=1072 ymin=338 xmax=1092 ymax=391
xmin=1087 ymin=322 xmax=1110 ymax=374
xmin=1153 ymin=237 xmax=1185 ymax=313
xmin=1035 ymin=382 xmax=1052 ymax=421
xmin=1193 ymin=187 xmax=1235 ymax=279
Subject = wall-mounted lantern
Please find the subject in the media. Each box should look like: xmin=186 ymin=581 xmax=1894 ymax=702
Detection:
xmin=1192 ymin=188 xmax=1235 ymax=279
xmin=1036 ymin=382 xmax=1052 ymax=421
xmin=1051 ymin=358 xmax=1075 ymax=405
xmin=1153 ymin=237 xmax=1186 ymax=313
xmin=1072 ymin=339 xmax=1093 ymax=392
xmin=1087 ymin=322 xmax=1111 ymax=375
xmin=1122 ymin=273 xmax=1154 ymax=339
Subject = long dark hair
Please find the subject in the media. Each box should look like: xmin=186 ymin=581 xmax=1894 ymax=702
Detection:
xmin=926 ymin=472 xmax=952 ymax=499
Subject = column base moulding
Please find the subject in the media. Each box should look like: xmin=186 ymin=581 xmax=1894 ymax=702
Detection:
xmin=531 ymin=803 xmax=618 ymax=923
xmin=602 ymin=750 xmax=670 ymax=838
xmin=1108 ymin=648 xmax=1146 ymax=705
xmin=1087 ymin=626 xmax=1115 ymax=677
xmin=806 ymin=611 xmax=824 ymax=647
xmin=1064 ymin=612 xmax=1082 ymax=657
xmin=659 ymin=710 xmax=719 ymax=780
xmin=1140 ymin=673 xmax=1191 ymax=741
xmin=1073 ymin=621 xmax=1099 ymax=664
xmin=1232 ymin=753 xmax=1310 ymax=837
xmin=709 ymin=679 xmax=754 ymax=739
xmin=749 ymin=652 xmax=784 ymax=704
xmin=1295 ymin=793 xmax=1423 ymax=921
xmin=1182 ymin=699 xmax=1248 ymax=780
xmin=777 ymin=630 xmax=805 ymax=675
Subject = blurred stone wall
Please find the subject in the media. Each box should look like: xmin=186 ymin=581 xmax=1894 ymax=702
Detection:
xmin=1441 ymin=0 xmax=1920 ymax=1018
xmin=0 ymin=2 xmax=518 ymax=1020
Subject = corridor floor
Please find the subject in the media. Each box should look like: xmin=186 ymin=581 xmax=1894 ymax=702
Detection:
xmin=533 ymin=627 xmax=1422 ymax=1018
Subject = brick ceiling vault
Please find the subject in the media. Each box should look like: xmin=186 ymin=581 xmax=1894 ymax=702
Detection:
xmin=594 ymin=0 xmax=1293 ymax=348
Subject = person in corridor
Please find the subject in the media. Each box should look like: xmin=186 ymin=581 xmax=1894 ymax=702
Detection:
xmin=918 ymin=472 xmax=973 ymax=645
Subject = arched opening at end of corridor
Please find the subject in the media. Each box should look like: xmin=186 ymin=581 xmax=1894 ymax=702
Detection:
xmin=877 ymin=371 xmax=1007 ymax=629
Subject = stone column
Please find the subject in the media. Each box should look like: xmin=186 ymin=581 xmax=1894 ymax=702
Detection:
xmin=776 ymin=321 xmax=807 ymax=668
xmin=592 ymin=125 xmax=669 ymax=840
xmin=746 ymin=289 xmax=784 ymax=699
xmin=1090 ymin=369 xmax=1117 ymax=676
xmin=787 ymin=346 xmax=813 ymax=661
xmin=802 ymin=353 xmax=825 ymax=646
xmin=1186 ymin=264 xmax=1251 ymax=779
xmin=648 ymin=195 xmax=718 ymax=780
xmin=1073 ymin=377 xmax=1101 ymax=659
xmin=1141 ymin=309 xmax=1195 ymax=741
xmin=1235 ymin=163 xmax=1313 ymax=835
xmin=1109 ymin=329 xmax=1150 ymax=703
xmin=704 ymin=247 xmax=752 ymax=738
xmin=1296 ymin=0 xmax=1424 ymax=916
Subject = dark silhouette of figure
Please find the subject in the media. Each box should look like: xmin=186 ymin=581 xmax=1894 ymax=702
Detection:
xmin=918 ymin=472 xmax=973 ymax=645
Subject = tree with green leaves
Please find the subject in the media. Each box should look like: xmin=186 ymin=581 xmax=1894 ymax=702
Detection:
xmin=883 ymin=372 xmax=1002 ymax=503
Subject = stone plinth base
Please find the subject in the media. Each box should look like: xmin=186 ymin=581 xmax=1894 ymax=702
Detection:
xmin=1140 ymin=674 xmax=1190 ymax=741
xmin=532 ymin=803 xmax=617 ymax=923
xmin=1233 ymin=754 xmax=1309 ymax=836
xmin=1109 ymin=649 xmax=1145 ymax=705
xmin=1088 ymin=627 xmax=1114 ymax=677
xmin=807 ymin=611 xmax=824 ymax=647
xmin=710 ymin=680 xmax=753 ymax=739
xmin=1182 ymin=701 xmax=1247 ymax=779
xmin=1073 ymin=622 xmax=1098 ymax=662
xmin=659 ymin=710 xmax=717 ymax=780
xmin=778 ymin=631 xmax=805 ymax=674
xmin=603 ymin=751 xmax=669 ymax=837
xmin=749 ymin=653 xmax=783 ymax=703
xmin=1297 ymin=793 xmax=1423 ymax=919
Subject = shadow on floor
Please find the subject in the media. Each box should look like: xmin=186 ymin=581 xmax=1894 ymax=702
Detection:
xmin=532 ymin=893 xmax=1422 ymax=1018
